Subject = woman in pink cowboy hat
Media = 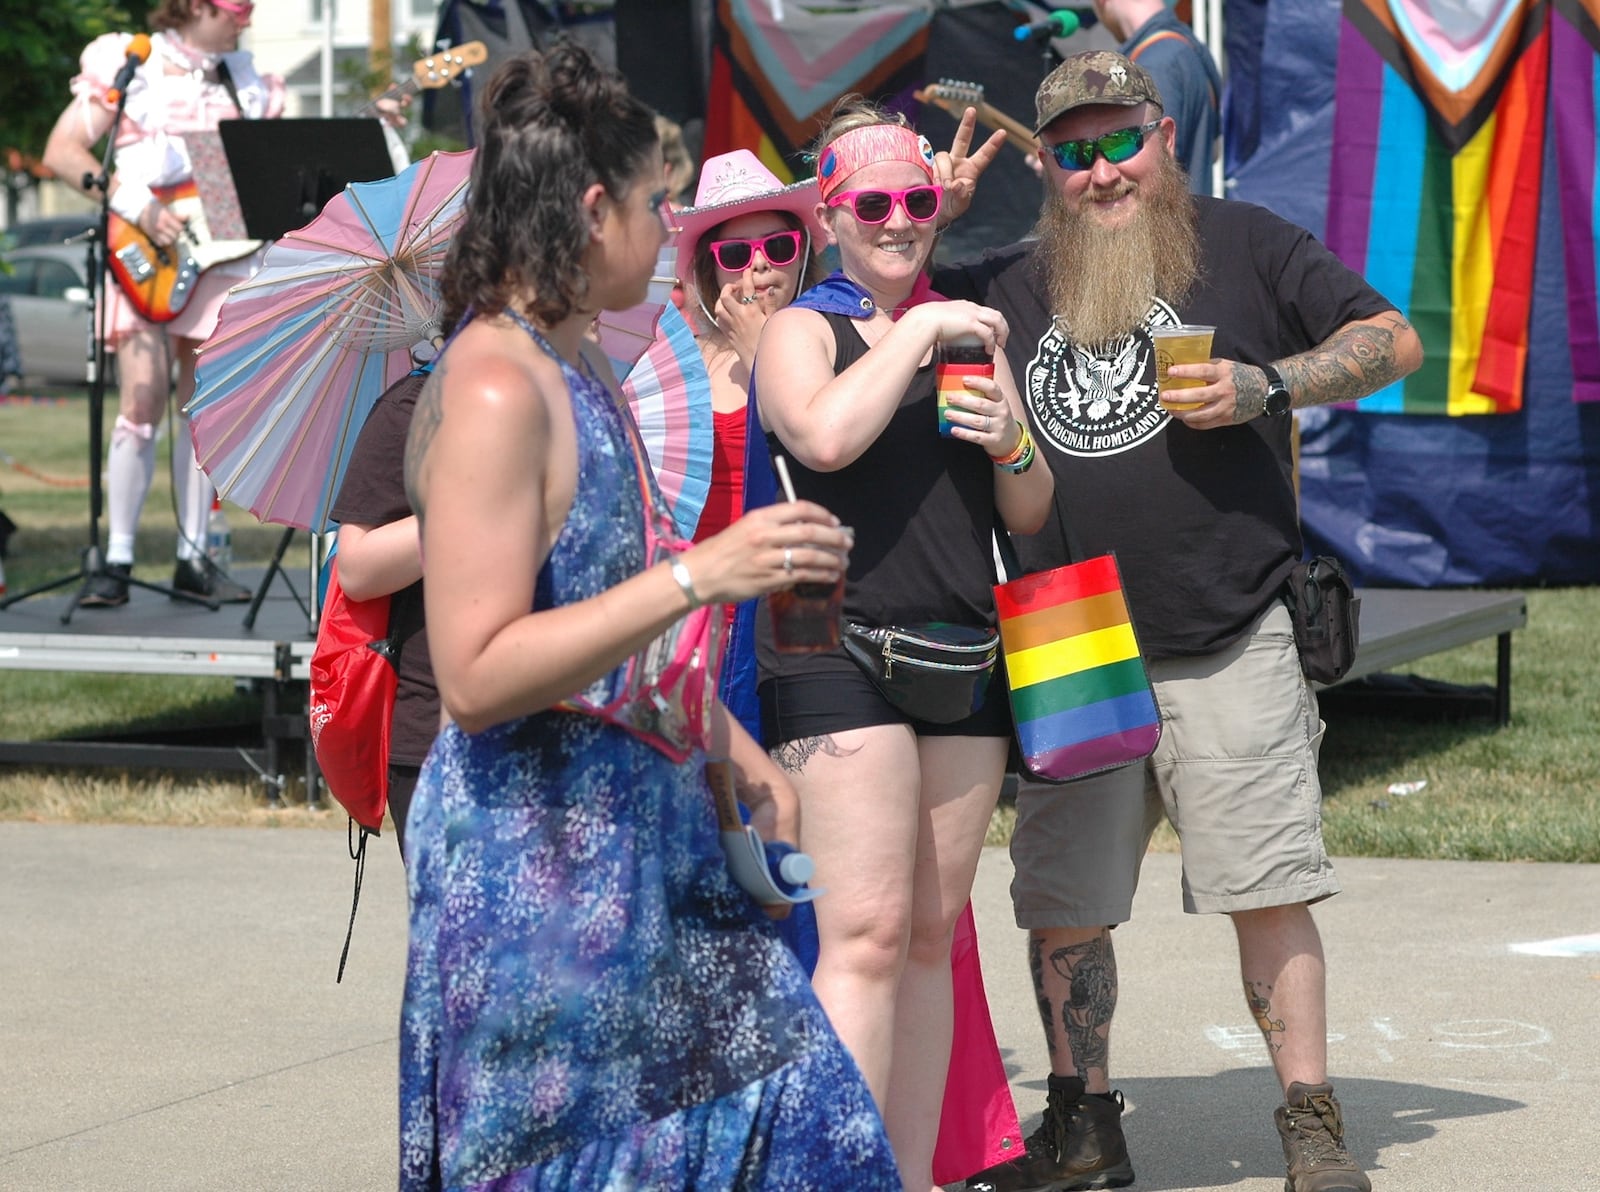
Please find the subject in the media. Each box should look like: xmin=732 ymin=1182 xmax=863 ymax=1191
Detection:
xmin=673 ymin=148 xmax=829 ymax=543
xmin=670 ymin=149 xmax=830 ymax=738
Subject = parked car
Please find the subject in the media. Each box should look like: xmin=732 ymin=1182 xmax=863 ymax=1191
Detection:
xmin=4 ymin=215 xmax=97 ymax=250
xmin=0 ymin=243 xmax=101 ymax=386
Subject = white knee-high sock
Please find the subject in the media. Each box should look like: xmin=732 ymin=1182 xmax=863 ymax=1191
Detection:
xmin=171 ymin=418 xmax=214 ymax=563
xmin=106 ymin=416 xmax=157 ymax=566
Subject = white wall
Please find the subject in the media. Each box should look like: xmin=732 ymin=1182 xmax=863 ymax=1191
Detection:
xmin=245 ymin=0 xmax=442 ymax=117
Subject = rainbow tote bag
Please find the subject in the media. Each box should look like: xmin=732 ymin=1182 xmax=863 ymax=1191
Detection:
xmin=993 ymin=552 xmax=1161 ymax=782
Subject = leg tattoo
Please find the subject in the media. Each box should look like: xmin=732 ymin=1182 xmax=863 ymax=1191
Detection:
xmin=1244 ymin=979 xmax=1286 ymax=1053
xmin=768 ymin=734 xmax=853 ymax=774
xmin=1049 ymin=932 xmax=1116 ymax=1081
xmin=1029 ymin=934 xmax=1057 ymax=1058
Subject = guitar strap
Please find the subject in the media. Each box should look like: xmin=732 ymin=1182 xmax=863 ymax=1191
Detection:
xmin=1128 ymin=29 xmax=1218 ymax=111
xmin=216 ymin=59 xmax=245 ymax=118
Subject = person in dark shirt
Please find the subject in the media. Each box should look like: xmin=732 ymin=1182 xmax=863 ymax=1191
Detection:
xmin=1093 ymin=0 xmax=1222 ymax=195
xmin=935 ymin=50 xmax=1421 ymax=1192
xmin=329 ymin=366 xmax=435 ymax=856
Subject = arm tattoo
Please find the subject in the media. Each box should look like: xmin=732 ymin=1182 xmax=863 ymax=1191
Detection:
xmin=1049 ymin=931 xmax=1116 ymax=1081
xmin=1277 ymin=311 xmax=1415 ymax=409
xmin=1243 ymin=978 xmax=1286 ymax=1053
xmin=403 ymin=366 xmax=446 ymax=518
xmin=768 ymin=734 xmax=856 ymax=774
xmin=1230 ymin=361 xmax=1268 ymax=423
xmin=1029 ymin=934 xmax=1057 ymax=1058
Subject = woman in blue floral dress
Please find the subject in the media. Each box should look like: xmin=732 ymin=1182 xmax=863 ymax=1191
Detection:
xmin=396 ymin=43 xmax=898 ymax=1192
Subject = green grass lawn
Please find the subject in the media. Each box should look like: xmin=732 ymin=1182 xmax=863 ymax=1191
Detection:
xmin=3 ymin=395 xmax=1598 ymax=856
xmin=0 ymin=392 xmax=329 ymax=826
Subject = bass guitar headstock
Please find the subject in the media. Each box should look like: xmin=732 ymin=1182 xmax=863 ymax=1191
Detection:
xmin=411 ymin=42 xmax=488 ymax=90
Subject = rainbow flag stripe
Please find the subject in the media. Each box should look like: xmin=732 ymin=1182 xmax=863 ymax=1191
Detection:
xmin=1328 ymin=0 xmax=1549 ymax=415
xmin=995 ymin=555 xmax=1161 ymax=778
xmin=1553 ymin=0 xmax=1600 ymax=402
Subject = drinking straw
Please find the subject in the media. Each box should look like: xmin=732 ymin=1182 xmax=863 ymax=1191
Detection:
xmin=773 ymin=454 xmax=798 ymax=503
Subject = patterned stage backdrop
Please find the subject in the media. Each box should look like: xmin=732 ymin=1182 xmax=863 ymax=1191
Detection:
xmin=703 ymin=0 xmax=933 ymax=181
xmin=1553 ymin=0 xmax=1600 ymax=402
xmin=1328 ymin=0 xmax=1552 ymax=415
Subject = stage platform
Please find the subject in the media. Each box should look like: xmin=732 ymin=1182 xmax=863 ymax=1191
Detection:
xmin=1320 ymin=587 xmax=1527 ymax=726
xmin=0 ymin=561 xmax=317 ymax=796
xmin=0 ymin=582 xmax=1527 ymax=799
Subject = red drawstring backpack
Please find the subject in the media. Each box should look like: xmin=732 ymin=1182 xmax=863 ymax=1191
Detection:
xmin=309 ymin=554 xmax=397 ymax=831
xmin=307 ymin=551 xmax=398 ymax=980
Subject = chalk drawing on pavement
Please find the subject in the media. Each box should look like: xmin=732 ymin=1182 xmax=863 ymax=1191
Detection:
xmin=1509 ymin=933 xmax=1600 ymax=958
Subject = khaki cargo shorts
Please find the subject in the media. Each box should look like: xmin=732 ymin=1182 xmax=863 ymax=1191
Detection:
xmin=1009 ymin=601 xmax=1341 ymax=924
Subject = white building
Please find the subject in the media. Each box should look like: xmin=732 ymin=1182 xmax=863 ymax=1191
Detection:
xmin=245 ymin=0 xmax=445 ymax=120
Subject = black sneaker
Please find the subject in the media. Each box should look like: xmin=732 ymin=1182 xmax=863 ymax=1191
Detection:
xmin=1276 ymin=1082 xmax=1371 ymax=1192
xmin=966 ymin=1075 xmax=1134 ymax=1192
xmin=172 ymin=558 xmax=252 ymax=603
xmin=78 ymin=562 xmax=132 ymax=608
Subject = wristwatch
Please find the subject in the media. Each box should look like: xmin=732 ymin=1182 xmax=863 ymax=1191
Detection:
xmin=1260 ymin=363 xmax=1292 ymax=417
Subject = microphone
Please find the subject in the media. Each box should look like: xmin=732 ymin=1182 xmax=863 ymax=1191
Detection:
xmin=105 ymin=33 xmax=152 ymax=106
xmin=1013 ymin=8 xmax=1098 ymax=41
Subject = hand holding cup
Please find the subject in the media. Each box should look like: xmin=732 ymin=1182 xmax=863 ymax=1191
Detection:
xmin=1151 ymin=324 xmax=1216 ymax=411
xmin=683 ymin=495 xmax=849 ymax=609
xmin=768 ymin=456 xmax=851 ymax=654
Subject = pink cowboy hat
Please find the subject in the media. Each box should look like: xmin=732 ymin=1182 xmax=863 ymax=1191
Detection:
xmin=670 ymin=149 xmax=827 ymax=277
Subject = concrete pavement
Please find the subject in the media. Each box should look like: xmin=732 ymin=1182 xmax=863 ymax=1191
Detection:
xmin=966 ymin=844 xmax=1600 ymax=1192
xmin=2 ymin=821 xmax=1596 ymax=1190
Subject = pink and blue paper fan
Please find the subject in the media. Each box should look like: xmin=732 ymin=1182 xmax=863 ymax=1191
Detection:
xmin=622 ymin=302 xmax=713 ymax=539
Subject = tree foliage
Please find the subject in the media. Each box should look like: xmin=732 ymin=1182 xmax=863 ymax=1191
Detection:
xmin=0 ymin=0 xmax=134 ymax=159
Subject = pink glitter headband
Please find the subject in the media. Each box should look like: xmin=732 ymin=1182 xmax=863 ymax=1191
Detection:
xmin=816 ymin=124 xmax=936 ymax=202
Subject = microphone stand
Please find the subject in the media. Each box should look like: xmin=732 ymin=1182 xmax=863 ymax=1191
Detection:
xmin=0 ymin=77 xmax=217 ymax=621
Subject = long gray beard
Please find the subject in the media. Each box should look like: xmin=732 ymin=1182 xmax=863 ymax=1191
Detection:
xmin=1032 ymin=152 xmax=1201 ymax=348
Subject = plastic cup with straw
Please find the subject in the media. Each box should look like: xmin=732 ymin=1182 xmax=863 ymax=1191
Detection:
xmin=768 ymin=454 xmax=846 ymax=653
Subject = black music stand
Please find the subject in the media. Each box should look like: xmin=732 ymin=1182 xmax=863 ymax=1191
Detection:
xmin=218 ymin=117 xmax=395 ymax=241
xmin=212 ymin=118 xmax=395 ymax=629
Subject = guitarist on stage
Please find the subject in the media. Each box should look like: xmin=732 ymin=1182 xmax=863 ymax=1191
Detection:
xmin=42 ymin=0 xmax=281 ymax=608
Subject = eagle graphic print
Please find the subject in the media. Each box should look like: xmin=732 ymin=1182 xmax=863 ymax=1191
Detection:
xmin=1023 ymin=301 xmax=1185 ymax=457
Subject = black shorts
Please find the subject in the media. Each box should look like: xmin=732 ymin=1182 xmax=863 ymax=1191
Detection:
xmin=759 ymin=653 xmax=1012 ymax=744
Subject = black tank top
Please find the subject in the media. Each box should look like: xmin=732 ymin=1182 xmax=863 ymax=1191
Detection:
xmin=757 ymin=310 xmax=1000 ymax=678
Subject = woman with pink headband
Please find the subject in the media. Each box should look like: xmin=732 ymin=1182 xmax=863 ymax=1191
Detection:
xmin=752 ymin=100 xmax=1055 ymax=1189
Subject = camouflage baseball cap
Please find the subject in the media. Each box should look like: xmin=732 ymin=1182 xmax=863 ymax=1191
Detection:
xmin=1033 ymin=50 xmax=1165 ymax=135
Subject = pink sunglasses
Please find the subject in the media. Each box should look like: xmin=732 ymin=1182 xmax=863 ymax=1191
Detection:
xmin=707 ymin=229 xmax=803 ymax=272
xmin=210 ymin=0 xmax=255 ymax=18
xmin=825 ymin=184 xmax=943 ymax=225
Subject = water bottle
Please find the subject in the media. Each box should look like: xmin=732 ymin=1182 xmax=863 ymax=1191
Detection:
xmin=206 ymin=496 xmax=232 ymax=572
xmin=763 ymin=841 xmax=816 ymax=899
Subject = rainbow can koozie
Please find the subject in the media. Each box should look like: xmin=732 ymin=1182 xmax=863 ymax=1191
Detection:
xmin=936 ymin=338 xmax=993 ymax=436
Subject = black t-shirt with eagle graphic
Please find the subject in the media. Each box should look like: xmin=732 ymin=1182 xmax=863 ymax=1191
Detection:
xmin=936 ymin=196 xmax=1395 ymax=659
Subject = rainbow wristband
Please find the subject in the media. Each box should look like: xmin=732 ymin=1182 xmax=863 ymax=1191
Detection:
xmin=996 ymin=438 xmax=1035 ymax=474
xmin=990 ymin=423 xmax=1031 ymax=468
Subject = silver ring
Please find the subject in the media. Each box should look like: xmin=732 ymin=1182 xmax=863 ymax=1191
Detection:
xmin=783 ymin=547 xmax=794 ymax=574
xmin=739 ymin=295 xmax=757 ymax=305
xmin=983 ymin=415 xmax=991 ymax=431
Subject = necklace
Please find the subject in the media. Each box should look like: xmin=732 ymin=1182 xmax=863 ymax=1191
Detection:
xmin=154 ymin=30 xmax=221 ymax=77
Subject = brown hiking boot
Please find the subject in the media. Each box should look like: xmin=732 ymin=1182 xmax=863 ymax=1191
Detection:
xmin=1275 ymin=1081 xmax=1371 ymax=1192
xmin=966 ymin=1074 xmax=1134 ymax=1192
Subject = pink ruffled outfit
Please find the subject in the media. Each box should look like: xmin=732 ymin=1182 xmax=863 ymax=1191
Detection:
xmin=71 ymin=31 xmax=286 ymax=342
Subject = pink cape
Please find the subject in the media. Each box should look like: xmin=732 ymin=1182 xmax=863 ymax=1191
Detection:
xmin=932 ymin=902 xmax=1024 ymax=1183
